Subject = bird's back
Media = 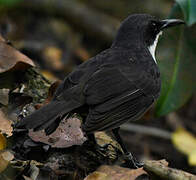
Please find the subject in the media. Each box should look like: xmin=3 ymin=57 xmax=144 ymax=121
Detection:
xmin=81 ymin=47 xmax=161 ymax=132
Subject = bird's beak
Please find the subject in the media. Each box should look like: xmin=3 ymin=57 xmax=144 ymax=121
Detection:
xmin=160 ymin=19 xmax=185 ymax=30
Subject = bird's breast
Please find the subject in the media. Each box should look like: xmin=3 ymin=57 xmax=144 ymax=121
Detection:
xmin=141 ymin=63 xmax=161 ymax=99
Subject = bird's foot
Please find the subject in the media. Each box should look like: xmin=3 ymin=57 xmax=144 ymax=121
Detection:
xmin=123 ymin=152 xmax=144 ymax=169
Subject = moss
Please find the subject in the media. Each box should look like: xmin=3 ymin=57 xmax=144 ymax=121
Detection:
xmin=24 ymin=68 xmax=51 ymax=103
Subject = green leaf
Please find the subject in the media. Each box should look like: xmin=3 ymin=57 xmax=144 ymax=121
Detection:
xmin=155 ymin=4 xmax=196 ymax=116
xmin=175 ymin=0 xmax=196 ymax=26
xmin=0 ymin=0 xmax=21 ymax=7
xmin=155 ymin=23 xmax=196 ymax=116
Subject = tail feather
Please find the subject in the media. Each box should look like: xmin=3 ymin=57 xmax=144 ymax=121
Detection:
xmin=44 ymin=116 xmax=62 ymax=135
xmin=15 ymin=100 xmax=82 ymax=131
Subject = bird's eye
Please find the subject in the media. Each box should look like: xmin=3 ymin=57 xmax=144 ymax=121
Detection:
xmin=152 ymin=22 xmax=156 ymax=27
xmin=151 ymin=22 xmax=159 ymax=32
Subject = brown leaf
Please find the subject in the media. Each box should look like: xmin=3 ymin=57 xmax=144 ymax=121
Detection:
xmin=29 ymin=116 xmax=87 ymax=148
xmin=0 ymin=150 xmax=14 ymax=173
xmin=0 ymin=35 xmax=6 ymax=43
xmin=0 ymin=88 xmax=9 ymax=105
xmin=45 ymin=80 xmax=62 ymax=103
xmin=0 ymin=36 xmax=35 ymax=73
xmin=84 ymin=172 xmax=112 ymax=180
xmin=0 ymin=109 xmax=13 ymax=136
xmin=74 ymin=47 xmax=90 ymax=62
xmin=42 ymin=46 xmax=64 ymax=71
xmin=41 ymin=70 xmax=59 ymax=82
xmin=0 ymin=133 xmax=6 ymax=150
xmin=84 ymin=165 xmax=147 ymax=180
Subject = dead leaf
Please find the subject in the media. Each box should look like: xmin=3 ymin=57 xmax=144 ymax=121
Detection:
xmin=42 ymin=46 xmax=64 ymax=71
xmin=0 ymin=109 xmax=13 ymax=136
xmin=0 ymin=150 xmax=14 ymax=173
xmin=0 ymin=88 xmax=9 ymax=105
xmin=29 ymin=116 xmax=87 ymax=148
xmin=0 ymin=36 xmax=35 ymax=73
xmin=41 ymin=70 xmax=58 ymax=82
xmin=47 ymin=80 xmax=61 ymax=101
xmin=0 ymin=133 xmax=6 ymax=150
xmin=172 ymin=128 xmax=196 ymax=165
xmin=74 ymin=47 xmax=90 ymax=61
xmin=84 ymin=172 xmax=111 ymax=180
xmin=84 ymin=165 xmax=147 ymax=180
xmin=0 ymin=35 xmax=6 ymax=42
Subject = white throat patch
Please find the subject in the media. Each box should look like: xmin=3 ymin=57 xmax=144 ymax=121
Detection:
xmin=148 ymin=31 xmax=162 ymax=64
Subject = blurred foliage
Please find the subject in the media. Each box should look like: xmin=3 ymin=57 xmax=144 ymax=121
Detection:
xmin=176 ymin=0 xmax=196 ymax=26
xmin=172 ymin=128 xmax=196 ymax=166
xmin=81 ymin=0 xmax=172 ymax=19
xmin=0 ymin=0 xmax=21 ymax=7
xmin=0 ymin=0 xmax=195 ymax=119
xmin=0 ymin=0 xmax=195 ymax=178
xmin=155 ymin=2 xmax=196 ymax=116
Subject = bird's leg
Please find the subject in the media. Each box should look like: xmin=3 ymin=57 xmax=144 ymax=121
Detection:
xmin=112 ymin=127 xmax=143 ymax=168
xmin=87 ymin=133 xmax=97 ymax=145
xmin=86 ymin=133 xmax=110 ymax=152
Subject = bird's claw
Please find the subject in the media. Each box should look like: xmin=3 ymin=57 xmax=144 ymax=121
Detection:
xmin=123 ymin=152 xmax=144 ymax=168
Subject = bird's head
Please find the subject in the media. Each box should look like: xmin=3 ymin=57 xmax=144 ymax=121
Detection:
xmin=112 ymin=14 xmax=184 ymax=62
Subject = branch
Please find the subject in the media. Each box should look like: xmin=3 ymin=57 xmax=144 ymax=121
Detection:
xmin=121 ymin=123 xmax=171 ymax=140
xmin=16 ymin=0 xmax=120 ymax=43
xmin=144 ymin=160 xmax=196 ymax=180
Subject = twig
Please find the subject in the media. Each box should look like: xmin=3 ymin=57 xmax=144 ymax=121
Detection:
xmin=120 ymin=123 xmax=171 ymax=140
xmin=16 ymin=0 xmax=120 ymax=43
xmin=144 ymin=160 xmax=196 ymax=180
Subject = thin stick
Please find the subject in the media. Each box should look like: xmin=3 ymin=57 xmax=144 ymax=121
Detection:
xmin=17 ymin=0 xmax=120 ymax=43
xmin=120 ymin=123 xmax=171 ymax=140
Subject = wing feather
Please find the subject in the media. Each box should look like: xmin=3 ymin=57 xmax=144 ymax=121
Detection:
xmin=82 ymin=66 xmax=155 ymax=132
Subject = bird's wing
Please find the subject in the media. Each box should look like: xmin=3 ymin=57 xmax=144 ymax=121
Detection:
xmin=53 ymin=53 xmax=102 ymax=101
xmin=82 ymin=65 xmax=155 ymax=132
xmin=15 ymin=54 xmax=102 ymax=133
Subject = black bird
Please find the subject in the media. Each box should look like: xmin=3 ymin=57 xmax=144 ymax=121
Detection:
xmin=15 ymin=14 xmax=184 ymax=167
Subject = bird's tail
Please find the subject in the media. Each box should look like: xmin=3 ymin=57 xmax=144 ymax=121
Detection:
xmin=15 ymin=100 xmax=82 ymax=134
